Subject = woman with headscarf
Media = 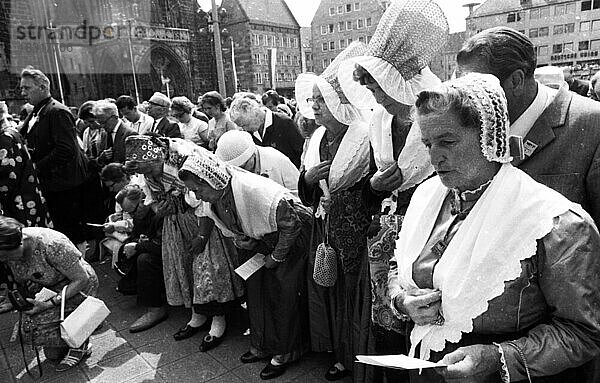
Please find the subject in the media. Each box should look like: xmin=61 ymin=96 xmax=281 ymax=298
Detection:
xmin=123 ymin=135 xmax=244 ymax=347
xmin=389 ymin=73 xmax=600 ymax=382
xmin=295 ymin=41 xmax=374 ymax=382
xmin=337 ymin=1 xmax=448 ymax=377
xmin=178 ymin=152 xmax=312 ymax=380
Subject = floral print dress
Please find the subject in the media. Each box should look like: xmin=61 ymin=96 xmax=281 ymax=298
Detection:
xmin=0 ymin=124 xmax=52 ymax=227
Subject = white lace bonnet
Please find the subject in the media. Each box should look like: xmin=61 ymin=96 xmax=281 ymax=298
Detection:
xmin=295 ymin=41 xmax=369 ymax=125
xmin=338 ymin=0 xmax=449 ymax=107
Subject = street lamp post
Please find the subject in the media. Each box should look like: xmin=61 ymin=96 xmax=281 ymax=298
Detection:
xmin=126 ymin=19 xmax=141 ymax=105
xmin=198 ymin=0 xmax=226 ymax=96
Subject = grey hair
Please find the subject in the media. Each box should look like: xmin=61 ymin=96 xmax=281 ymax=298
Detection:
xmin=229 ymin=97 xmax=261 ymax=122
xmin=92 ymin=99 xmax=118 ymax=118
xmin=414 ymin=85 xmax=479 ymax=131
xmin=20 ymin=66 xmax=51 ymax=89
xmin=457 ymin=27 xmax=536 ymax=82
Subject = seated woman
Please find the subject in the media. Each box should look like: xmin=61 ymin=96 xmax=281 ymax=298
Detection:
xmin=178 ymin=152 xmax=312 ymax=380
xmin=115 ymin=185 xmax=167 ymax=333
xmin=389 ymin=73 xmax=600 ymax=382
xmin=99 ymin=163 xmax=140 ymax=265
xmin=0 ymin=216 xmax=99 ymax=372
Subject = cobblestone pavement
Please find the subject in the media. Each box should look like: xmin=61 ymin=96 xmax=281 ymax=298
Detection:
xmin=0 ymin=261 xmax=353 ymax=383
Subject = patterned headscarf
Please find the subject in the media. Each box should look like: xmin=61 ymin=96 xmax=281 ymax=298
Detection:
xmin=446 ymin=73 xmax=511 ymax=163
xmin=125 ymin=135 xmax=166 ymax=164
xmin=179 ymin=151 xmax=231 ymax=190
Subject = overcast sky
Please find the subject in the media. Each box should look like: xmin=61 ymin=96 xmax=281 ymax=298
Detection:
xmin=284 ymin=0 xmax=474 ymax=33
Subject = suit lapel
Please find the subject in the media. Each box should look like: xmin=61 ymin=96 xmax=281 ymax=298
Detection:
xmin=512 ymin=86 xmax=572 ymax=167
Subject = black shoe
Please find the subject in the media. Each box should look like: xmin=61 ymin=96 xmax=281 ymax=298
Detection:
xmin=325 ymin=365 xmax=351 ymax=381
xmin=260 ymin=362 xmax=288 ymax=380
xmin=173 ymin=322 xmax=209 ymax=341
xmin=199 ymin=333 xmax=224 ymax=352
xmin=240 ymin=350 xmax=267 ymax=364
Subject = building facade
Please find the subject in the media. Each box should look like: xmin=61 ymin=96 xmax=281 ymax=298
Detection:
xmin=1 ymin=0 xmax=217 ymax=110
xmin=311 ymin=0 xmax=389 ymax=75
xmin=466 ymin=0 xmax=600 ymax=78
xmin=429 ymin=31 xmax=467 ymax=81
xmin=301 ymin=27 xmax=314 ymax=73
xmin=221 ymin=0 xmax=301 ymax=97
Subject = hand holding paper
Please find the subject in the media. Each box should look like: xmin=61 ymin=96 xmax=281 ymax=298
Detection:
xmin=356 ymin=354 xmax=446 ymax=370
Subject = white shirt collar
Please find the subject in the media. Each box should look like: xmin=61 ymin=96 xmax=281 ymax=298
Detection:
xmin=254 ymin=109 xmax=273 ymax=142
xmin=510 ymin=82 xmax=558 ymax=139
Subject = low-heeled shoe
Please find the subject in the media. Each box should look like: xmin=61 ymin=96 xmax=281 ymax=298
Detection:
xmin=173 ymin=322 xmax=209 ymax=341
xmin=199 ymin=333 xmax=224 ymax=352
xmin=260 ymin=362 xmax=288 ymax=380
xmin=240 ymin=350 xmax=267 ymax=364
xmin=325 ymin=366 xmax=351 ymax=381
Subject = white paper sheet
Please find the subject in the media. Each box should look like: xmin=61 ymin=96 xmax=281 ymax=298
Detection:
xmin=235 ymin=253 xmax=266 ymax=280
xmin=355 ymin=355 xmax=446 ymax=370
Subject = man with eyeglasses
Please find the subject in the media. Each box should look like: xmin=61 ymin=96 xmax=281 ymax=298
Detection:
xmin=145 ymin=92 xmax=181 ymax=138
xmin=92 ymin=100 xmax=137 ymax=166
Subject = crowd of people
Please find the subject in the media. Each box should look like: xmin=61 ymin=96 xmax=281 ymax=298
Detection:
xmin=2 ymin=0 xmax=600 ymax=382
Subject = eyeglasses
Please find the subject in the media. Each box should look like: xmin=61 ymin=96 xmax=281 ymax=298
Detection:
xmin=306 ymin=96 xmax=326 ymax=106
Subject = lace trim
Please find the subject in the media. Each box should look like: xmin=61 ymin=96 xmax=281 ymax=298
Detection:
xmin=493 ymin=342 xmax=510 ymax=383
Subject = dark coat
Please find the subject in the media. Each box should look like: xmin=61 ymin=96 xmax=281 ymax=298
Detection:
xmin=569 ymin=78 xmax=590 ymax=97
xmin=21 ymin=98 xmax=87 ymax=192
xmin=253 ymin=112 xmax=303 ymax=168
xmin=513 ymin=85 xmax=600 ymax=227
xmin=155 ymin=117 xmax=182 ymax=138
xmin=111 ymin=122 xmax=137 ymax=164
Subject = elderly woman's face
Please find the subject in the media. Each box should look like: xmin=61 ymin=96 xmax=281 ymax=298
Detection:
xmin=183 ymin=177 xmax=223 ymax=204
xmin=420 ymin=113 xmax=497 ymax=191
xmin=311 ymin=85 xmax=336 ymax=128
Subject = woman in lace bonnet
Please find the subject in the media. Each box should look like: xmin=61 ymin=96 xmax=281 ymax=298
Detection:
xmin=389 ymin=73 xmax=600 ymax=382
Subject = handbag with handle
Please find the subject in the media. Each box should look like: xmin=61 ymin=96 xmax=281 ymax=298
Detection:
xmin=59 ymin=286 xmax=110 ymax=348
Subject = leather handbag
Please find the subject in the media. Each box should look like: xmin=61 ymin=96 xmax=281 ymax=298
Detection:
xmin=59 ymin=286 xmax=110 ymax=348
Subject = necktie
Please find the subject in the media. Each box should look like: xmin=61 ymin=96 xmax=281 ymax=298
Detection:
xmin=106 ymin=129 xmax=113 ymax=148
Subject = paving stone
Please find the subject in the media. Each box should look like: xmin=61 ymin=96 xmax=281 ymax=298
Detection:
xmin=205 ymin=372 xmax=244 ymax=382
xmin=156 ymin=352 xmax=228 ymax=383
xmin=137 ymin=337 xmax=198 ymax=369
xmin=202 ymin=334 xmax=249 ymax=370
xmin=118 ymin=321 xmax=175 ymax=349
xmin=122 ymin=370 xmax=165 ymax=383
xmin=0 ymin=368 xmax=16 ymax=383
xmin=86 ymin=328 xmax=135 ymax=367
xmin=42 ymin=367 xmax=89 ymax=383
xmin=106 ymin=305 xmax=146 ymax=332
xmin=82 ymin=350 xmax=153 ymax=383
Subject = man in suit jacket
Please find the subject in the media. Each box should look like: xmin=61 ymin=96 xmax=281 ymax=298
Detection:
xmin=456 ymin=27 xmax=600 ymax=381
xmin=146 ymin=92 xmax=181 ymax=138
xmin=19 ymin=67 xmax=88 ymax=247
xmin=563 ymin=66 xmax=591 ymax=97
xmin=229 ymin=97 xmax=303 ymax=167
xmin=92 ymin=100 xmax=137 ymax=165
